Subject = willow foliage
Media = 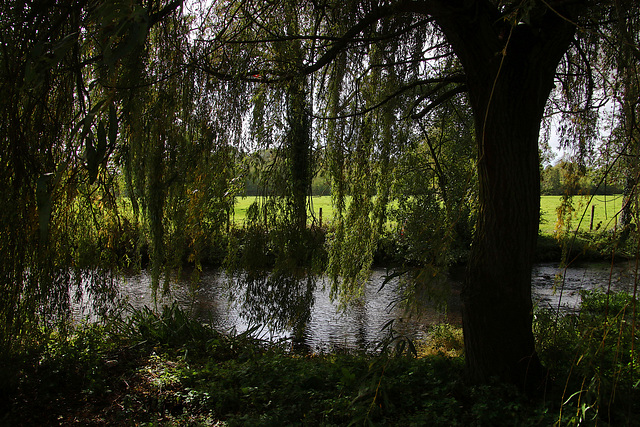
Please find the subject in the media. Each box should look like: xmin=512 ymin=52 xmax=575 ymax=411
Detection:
xmin=0 ymin=1 xmax=128 ymax=350
xmin=195 ymin=0 xmax=476 ymax=309
xmin=0 ymin=0 xmax=235 ymax=350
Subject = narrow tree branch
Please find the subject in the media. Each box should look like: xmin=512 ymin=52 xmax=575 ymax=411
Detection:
xmin=411 ymin=84 xmax=468 ymax=119
xmin=313 ymin=76 xmax=465 ymax=120
xmin=301 ymin=7 xmax=434 ymax=77
xmin=149 ymin=0 xmax=184 ymax=26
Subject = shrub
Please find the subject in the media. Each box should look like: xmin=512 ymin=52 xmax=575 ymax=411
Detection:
xmin=535 ymin=289 xmax=640 ymax=425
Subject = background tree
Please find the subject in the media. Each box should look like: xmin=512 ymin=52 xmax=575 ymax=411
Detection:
xmin=613 ymin=0 xmax=640 ymax=228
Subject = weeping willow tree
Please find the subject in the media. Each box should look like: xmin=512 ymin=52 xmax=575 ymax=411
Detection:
xmin=612 ymin=1 xmax=640 ymax=229
xmin=0 ymin=0 xmax=123 ymax=351
xmin=196 ymin=0 xmax=640 ymax=389
xmin=4 ymin=0 xmax=639 ymax=393
xmin=119 ymin=5 xmax=241 ymax=293
xmin=192 ymin=0 xmax=326 ymax=337
xmin=0 ymin=0 xmax=200 ymax=352
xmin=196 ymin=0 xmax=555 ymax=387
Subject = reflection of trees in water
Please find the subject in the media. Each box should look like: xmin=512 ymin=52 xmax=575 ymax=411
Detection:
xmin=233 ymin=270 xmax=316 ymax=343
xmin=354 ymin=302 xmax=367 ymax=351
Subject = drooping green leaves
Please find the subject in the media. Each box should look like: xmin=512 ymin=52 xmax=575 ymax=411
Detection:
xmin=36 ymin=173 xmax=53 ymax=245
xmin=93 ymin=1 xmax=150 ymax=69
xmin=0 ymin=0 xmax=179 ymax=352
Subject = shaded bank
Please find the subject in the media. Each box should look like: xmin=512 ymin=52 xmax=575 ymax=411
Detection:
xmin=4 ymin=286 xmax=640 ymax=426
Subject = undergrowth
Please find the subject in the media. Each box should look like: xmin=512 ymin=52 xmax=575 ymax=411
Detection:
xmin=2 ymin=295 xmax=640 ymax=426
xmin=535 ymin=289 xmax=640 ymax=425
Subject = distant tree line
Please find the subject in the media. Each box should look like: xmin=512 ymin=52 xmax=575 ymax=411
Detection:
xmin=246 ymin=158 xmax=625 ymax=198
xmin=541 ymin=161 xmax=624 ymax=196
xmin=245 ymin=175 xmax=331 ymax=197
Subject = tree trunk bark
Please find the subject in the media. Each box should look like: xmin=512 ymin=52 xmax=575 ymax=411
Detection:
xmin=428 ymin=4 xmax=580 ymax=389
xmin=463 ymin=75 xmax=547 ymax=389
xmin=287 ymin=77 xmax=311 ymax=232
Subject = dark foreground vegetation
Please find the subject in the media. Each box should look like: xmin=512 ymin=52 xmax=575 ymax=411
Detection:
xmin=3 ymin=289 xmax=639 ymax=426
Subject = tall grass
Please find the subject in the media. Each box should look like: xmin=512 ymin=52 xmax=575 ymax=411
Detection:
xmin=535 ymin=289 xmax=640 ymax=425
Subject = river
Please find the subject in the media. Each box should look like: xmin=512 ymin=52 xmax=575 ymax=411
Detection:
xmin=73 ymin=261 xmax=638 ymax=351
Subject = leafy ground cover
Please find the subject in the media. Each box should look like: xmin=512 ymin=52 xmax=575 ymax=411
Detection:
xmin=3 ymin=290 xmax=639 ymax=426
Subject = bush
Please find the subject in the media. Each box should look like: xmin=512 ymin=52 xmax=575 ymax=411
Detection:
xmin=535 ymin=289 xmax=640 ymax=425
xmin=418 ymin=323 xmax=464 ymax=358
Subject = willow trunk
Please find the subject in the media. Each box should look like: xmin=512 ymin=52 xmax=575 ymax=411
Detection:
xmin=461 ymin=50 xmax=564 ymax=389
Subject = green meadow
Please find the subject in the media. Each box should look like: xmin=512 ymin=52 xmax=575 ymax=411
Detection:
xmin=234 ymin=195 xmax=624 ymax=235
xmin=233 ymin=196 xmax=336 ymax=224
xmin=539 ymin=194 xmax=624 ymax=234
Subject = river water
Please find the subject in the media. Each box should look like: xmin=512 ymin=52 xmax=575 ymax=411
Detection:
xmin=74 ymin=261 xmax=639 ymax=351
xmin=531 ymin=261 xmax=639 ymax=311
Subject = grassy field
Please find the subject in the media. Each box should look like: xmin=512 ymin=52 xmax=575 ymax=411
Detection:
xmin=539 ymin=194 xmax=624 ymax=234
xmin=233 ymin=196 xmax=335 ymax=224
xmin=234 ymin=195 xmax=623 ymax=235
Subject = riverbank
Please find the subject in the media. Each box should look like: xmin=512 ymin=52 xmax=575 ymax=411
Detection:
xmin=3 ymin=295 xmax=638 ymax=426
xmin=111 ymin=195 xmax=630 ymax=272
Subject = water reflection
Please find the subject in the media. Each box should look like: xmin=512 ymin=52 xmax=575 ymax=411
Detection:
xmin=99 ymin=269 xmax=455 ymax=351
xmin=72 ymin=262 xmax=639 ymax=351
xmin=532 ymin=261 xmax=639 ymax=312
xmin=232 ymin=270 xmax=316 ymax=347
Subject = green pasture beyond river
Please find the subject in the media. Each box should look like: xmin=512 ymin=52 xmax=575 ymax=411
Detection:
xmin=232 ymin=194 xmax=625 ymax=235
